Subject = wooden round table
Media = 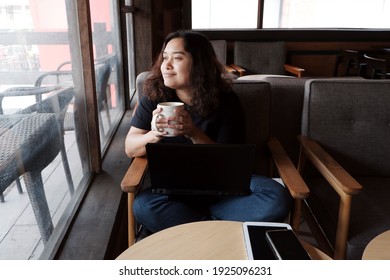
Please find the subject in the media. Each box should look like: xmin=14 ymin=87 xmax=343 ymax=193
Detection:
xmin=116 ymin=221 xmax=331 ymax=260
xmin=362 ymin=230 xmax=390 ymax=260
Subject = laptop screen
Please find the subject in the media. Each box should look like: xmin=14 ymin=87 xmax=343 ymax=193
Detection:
xmin=146 ymin=143 xmax=256 ymax=195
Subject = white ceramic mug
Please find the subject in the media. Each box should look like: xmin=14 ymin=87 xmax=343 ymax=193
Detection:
xmin=152 ymin=102 xmax=184 ymax=136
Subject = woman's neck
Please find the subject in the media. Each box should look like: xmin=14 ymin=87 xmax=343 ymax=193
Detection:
xmin=176 ymin=89 xmax=192 ymax=105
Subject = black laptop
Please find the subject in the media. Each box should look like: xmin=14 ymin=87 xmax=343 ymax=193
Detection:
xmin=145 ymin=143 xmax=256 ymax=195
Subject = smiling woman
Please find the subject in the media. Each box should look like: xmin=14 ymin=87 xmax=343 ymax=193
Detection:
xmin=124 ymin=30 xmax=291 ymax=239
xmin=161 ymin=38 xmax=192 ymax=97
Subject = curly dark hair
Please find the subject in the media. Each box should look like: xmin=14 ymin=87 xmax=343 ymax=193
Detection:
xmin=143 ymin=30 xmax=232 ymax=117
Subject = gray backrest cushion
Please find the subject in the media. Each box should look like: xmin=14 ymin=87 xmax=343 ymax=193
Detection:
xmin=234 ymin=41 xmax=286 ymax=75
xmin=135 ymin=71 xmax=151 ymax=102
xmin=232 ymin=80 xmax=271 ymax=175
xmin=211 ymin=40 xmax=227 ymax=65
xmin=302 ymin=79 xmax=390 ymax=176
xmin=263 ymin=76 xmax=308 ymax=164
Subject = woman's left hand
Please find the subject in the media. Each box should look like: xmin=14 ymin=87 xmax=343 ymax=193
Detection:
xmin=171 ymin=109 xmax=193 ymax=137
xmin=173 ymin=109 xmax=214 ymax=144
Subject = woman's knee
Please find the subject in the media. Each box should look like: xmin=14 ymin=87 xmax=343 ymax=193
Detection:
xmin=133 ymin=190 xmax=162 ymax=221
xmin=250 ymin=175 xmax=292 ymax=221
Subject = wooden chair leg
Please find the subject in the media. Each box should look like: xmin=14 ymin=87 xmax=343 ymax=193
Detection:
xmin=127 ymin=192 xmax=136 ymax=247
xmin=334 ymin=195 xmax=352 ymax=260
xmin=291 ymin=198 xmax=302 ymax=232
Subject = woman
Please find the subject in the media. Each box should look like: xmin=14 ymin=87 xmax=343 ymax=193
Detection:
xmin=125 ymin=30 xmax=291 ymax=233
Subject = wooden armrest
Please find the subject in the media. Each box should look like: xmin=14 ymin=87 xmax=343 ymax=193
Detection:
xmin=224 ymin=64 xmax=237 ymax=74
xmin=297 ymin=135 xmax=362 ymax=196
xmin=230 ymin=64 xmax=246 ymax=76
xmin=268 ymin=137 xmax=310 ymax=199
xmin=284 ymin=64 xmax=305 ymax=78
xmin=121 ymin=156 xmax=148 ymax=193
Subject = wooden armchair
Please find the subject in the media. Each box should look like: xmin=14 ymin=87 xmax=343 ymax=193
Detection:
xmin=360 ymin=54 xmax=390 ymax=79
xmin=334 ymin=49 xmax=363 ymax=77
xmin=230 ymin=41 xmax=305 ymax=78
xmin=121 ymin=76 xmax=309 ymax=247
xmin=297 ymin=78 xmax=390 ymax=259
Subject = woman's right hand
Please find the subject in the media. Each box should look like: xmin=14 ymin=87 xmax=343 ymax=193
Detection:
xmin=150 ymin=107 xmax=168 ymax=137
xmin=125 ymin=107 xmax=168 ymax=158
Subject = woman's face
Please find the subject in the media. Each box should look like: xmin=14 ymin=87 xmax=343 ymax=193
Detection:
xmin=160 ymin=38 xmax=192 ymax=93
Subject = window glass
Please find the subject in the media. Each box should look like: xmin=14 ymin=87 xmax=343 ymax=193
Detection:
xmin=0 ymin=0 xmax=126 ymax=259
xmin=263 ymin=0 xmax=390 ymax=28
xmin=191 ymin=0 xmax=390 ymax=29
xmin=89 ymin=0 xmax=125 ymax=151
xmin=192 ymin=0 xmax=258 ymax=29
xmin=124 ymin=0 xmax=136 ymax=97
xmin=0 ymin=0 xmax=89 ymax=259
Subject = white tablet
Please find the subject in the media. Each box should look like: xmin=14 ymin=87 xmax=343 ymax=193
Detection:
xmin=242 ymin=221 xmax=292 ymax=260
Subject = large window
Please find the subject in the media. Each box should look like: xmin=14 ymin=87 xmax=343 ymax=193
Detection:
xmin=192 ymin=0 xmax=258 ymax=29
xmin=192 ymin=0 xmax=390 ymax=29
xmin=263 ymin=0 xmax=390 ymax=28
xmin=89 ymin=0 xmax=125 ymax=151
xmin=0 ymin=0 xmax=127 ymax=259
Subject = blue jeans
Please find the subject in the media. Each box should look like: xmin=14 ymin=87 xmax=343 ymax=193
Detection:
xmin=133 ymin=175 xmax=292 ymax=233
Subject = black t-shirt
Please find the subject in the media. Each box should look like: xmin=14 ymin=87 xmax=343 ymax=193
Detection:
xmin=130 ymin=90 xmax=245 ymax=144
